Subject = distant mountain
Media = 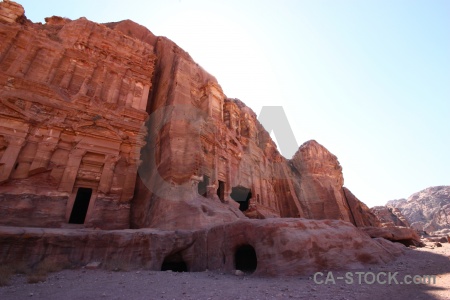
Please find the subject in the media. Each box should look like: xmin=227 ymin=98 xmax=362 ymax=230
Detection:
xmin=385 ymin=186 xmax=450 ymax=233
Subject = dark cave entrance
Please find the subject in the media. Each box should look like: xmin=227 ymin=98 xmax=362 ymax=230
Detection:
xmin=198 ymin=175 xmax=209 ymax=197
xmin=69 ymin=187 xmax=92 ymax=224
xmin=235 ymin=244 xmax=257 ymax=273
xmin=161 ymin=252 xmax=188 ymax=272
xmin=394 ymin=239 xmax=418 ymax=247
xmin=230 ymin=186 xmax=252 ymax=211
xmin=217 ymin=180 xmax=225 ymax=201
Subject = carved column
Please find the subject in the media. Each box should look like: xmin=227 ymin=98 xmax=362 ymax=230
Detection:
xmin=0 ymin=137 xmax=26 ymax=183
xmin=58 ymin=148 xmax=86 ymax=193
xmin=46 ymin=50 xmax=65 ymax=84
xmin=29 ymin=141 xmax=58 ymax=175
xmin=77 ymin=65 xmax=95 ymax=96
xmin=125 ymin=78 xmax=135 ymax=107
xmin=98 ymin=155 xmax=119 ymax=194
xmin=8 ymin=46 xmax=38 ymax=77
xmin=107 ymin=73 xmax=119 ymax=104
xmin=226 ymin=158 xmax=232 ymax=201
xmin=96 ymin=65 xmax=108 ymax=100
xmin=139 ymin=84 xmax=150 ymax=110
xmin=120 ymin=157 xmax=142 ymax=202
xmin=59 ymin=59 xmax=76 ymax=89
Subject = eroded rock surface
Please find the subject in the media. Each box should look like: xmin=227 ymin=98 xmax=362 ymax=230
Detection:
xmin=0 ymin=219 xmax=404 ymax=276
xmin=0 ymin=2 xmax=156 ymax=229
xmin=0 ymin=1 xmax=382 ymax=231
xmin=360 ymin=226 xmax=423 ymax=247
xmin=371 ymin=206 xmax=410 ymax=228
xmin=383 ymin=186 xmax=450 ymax=233
xmin=0 ymin=1 xmax=416 ymax=276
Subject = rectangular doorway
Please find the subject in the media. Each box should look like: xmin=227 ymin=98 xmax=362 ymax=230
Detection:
xmin=217 ymin=180 xmax=225 ymax=201
xmin=69 ymin=187 xmax=92 ymax=224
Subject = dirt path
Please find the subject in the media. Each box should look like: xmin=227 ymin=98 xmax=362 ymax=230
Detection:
xmin=1 ymin=243 xmax=449 ymax=300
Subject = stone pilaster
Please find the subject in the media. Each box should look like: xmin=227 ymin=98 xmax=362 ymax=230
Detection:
xmin=98 ymin=155 xmax=120 ymax=194
xmin=0 ymin=136 xmax=25 ymax=183
xmin=58 ymin=148 xmax=86 ymax=193
xmin=29 ymin=140 xmax=58 ymax=174
xmin=120 ymin=157 xmax=141 ymax=202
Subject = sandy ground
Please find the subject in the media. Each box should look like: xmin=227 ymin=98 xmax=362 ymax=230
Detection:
xmin=1 ymin=243 xmax=449 ymax=300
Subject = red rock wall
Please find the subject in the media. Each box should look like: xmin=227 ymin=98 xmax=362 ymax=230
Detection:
xmin=0 ymin=3 xmax=154 ymax=229
xmin=0 ymin=2 xmax=380 ymax=231
xmin=0 ymin=219 xmax=404 ymax=276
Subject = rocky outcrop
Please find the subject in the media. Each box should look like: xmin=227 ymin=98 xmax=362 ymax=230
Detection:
xmin=385 ymin=186 xmax=450 ymax=233
xmin=343 ymin=187 xmax=381 ymax=227
xmin=290 ymin=141 xmax=378 ymax=227
xmin=291 ymin=140 xmax=351 ymax=221
xmin=360 ymin=226 xmax=423 ymax=247
xmin=0 ymin=219 xmax=404 ymax=276
xmin=0 ymin=0 xmax=25 ymax=24
xmin=371 ymin=206 xmax=410 ymax=228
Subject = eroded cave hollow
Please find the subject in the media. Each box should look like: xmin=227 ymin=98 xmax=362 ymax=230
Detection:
xmin=235 ymin=244 xmax=257 ymax=273
xmin=230 ymin=186 xmax=252 ymax=211
xmin=161 ymin=252 xmax=188 ymax=272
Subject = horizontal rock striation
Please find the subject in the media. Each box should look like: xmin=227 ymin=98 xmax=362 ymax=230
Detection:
xmin=0 ymin=2 xmax=155 ymax=229
xmin=0 ymin=219 xmax=404 ymax=276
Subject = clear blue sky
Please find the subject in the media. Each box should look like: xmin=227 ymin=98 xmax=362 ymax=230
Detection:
xmin=15 ymin=0 xmax=450 ymax=207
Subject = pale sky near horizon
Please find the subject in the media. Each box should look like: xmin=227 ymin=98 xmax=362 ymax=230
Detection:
xmin=14 ymin=0 xmax=450 ymax=207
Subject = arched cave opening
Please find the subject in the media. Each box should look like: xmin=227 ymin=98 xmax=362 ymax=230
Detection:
xmin=69 ymin=187 xmax=92 ymax=224
xmin=161 ymin=252 xmax=188 ymax=272
xmin=230 ymin=186 xmax=252 ymax=211
xmin=235 ymin=244 xmax=257 ymax=273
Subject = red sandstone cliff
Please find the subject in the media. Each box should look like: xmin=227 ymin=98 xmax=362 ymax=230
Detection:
xmin=0 ymin=1 xmax=379 ymax=231
xmin=0 ymin=2 xmax=154 ymax=229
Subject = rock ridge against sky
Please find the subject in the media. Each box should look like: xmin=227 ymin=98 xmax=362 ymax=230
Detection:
xmin=14 ymin=0 xmax=450 ymax=208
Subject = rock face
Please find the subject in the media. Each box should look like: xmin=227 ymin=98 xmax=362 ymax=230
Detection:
xmin=0 ymin=1 xmax=419 ymax=276
xmin=0 ymin=0 xmax=25 ymax=24
xmin=343 ymin=187 xmax=381 ymax=227
xmin=0 ymin=2 xmax=155 ymax=229
xmin=371 ymin=206 xmax=410 ymax=228
xmin=360 ymin=226 xmax=423 ymax=247
xmin=0 ymin=219 xmax=405 ymax=276
xmin=0 ymin=1 xmax=380 ymax=231
xmin=384 ymin=186 xmax=450 ymax=233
